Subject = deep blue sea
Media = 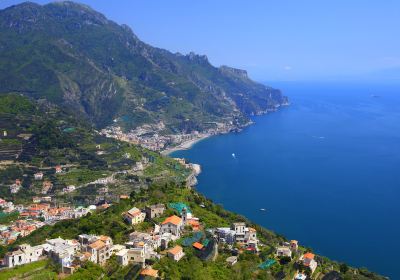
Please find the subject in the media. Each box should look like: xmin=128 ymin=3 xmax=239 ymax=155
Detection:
xmin=171 ymin=81 xmax=400 ymax=279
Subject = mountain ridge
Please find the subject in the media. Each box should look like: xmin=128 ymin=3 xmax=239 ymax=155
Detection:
xmin=0 ymin=1 xmax=288 ymax=133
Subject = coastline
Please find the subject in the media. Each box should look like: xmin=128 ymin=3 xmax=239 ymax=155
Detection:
xmin=161 ymin=118 xmax=257 ymax=156
xmin=161 ymin=133 xmax=212 ymax=156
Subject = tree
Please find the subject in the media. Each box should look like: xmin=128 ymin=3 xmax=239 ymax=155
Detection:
xmin=340 ymin=263 xmax=349 ymax=274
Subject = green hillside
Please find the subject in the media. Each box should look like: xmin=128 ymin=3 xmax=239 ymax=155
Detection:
xmin=0 ymin=94 xmax=189 ymax=205
xmin=0 ymin=1 xmax=287 ymax=133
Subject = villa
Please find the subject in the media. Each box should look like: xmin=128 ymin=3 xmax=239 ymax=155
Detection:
xmin=301 ymin=252 xmax=318 ymax=274
xmin=231 ymin=222 xmax=246 ymax=243
xmin=116 ymin=248 xmax=129 ymax=266
xmin=123 ymin=207 xmax=146 ymax=225
xmin=276 ymin=246 xmax=292 ymax=258
xmin=160 ymin=215 xmax=183 ymax=237
xmin=4 ymin=244 xmax=45 ymax=268
xmin=167 ymin=245 xmax=184 ymax=262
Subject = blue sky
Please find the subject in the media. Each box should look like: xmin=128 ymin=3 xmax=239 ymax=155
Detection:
xmin=1 ymin=0 xmax=400 ymax=81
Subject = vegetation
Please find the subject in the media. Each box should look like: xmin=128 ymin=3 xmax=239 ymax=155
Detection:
xmin=0 ymin=4 xmax=386 ymax=279
xmin=0 ymin=1 xmax=287 ymax=132
xmin=0 ymin=259 xmax=57 ymax=280
xmin=0 ymin=94 xmax=187 ymax=204
xmin=0 ymin=211 xmax=19 ymax=224
xmin=0 ymin=180 xmax=387 ymax=279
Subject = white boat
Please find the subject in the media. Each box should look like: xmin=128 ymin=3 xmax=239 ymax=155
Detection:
xmin=260 ymin=208 xmax=266 ymax=211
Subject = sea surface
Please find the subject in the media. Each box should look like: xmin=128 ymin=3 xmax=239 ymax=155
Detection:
xmin=171 ymin=81 xmax=400 ymax=279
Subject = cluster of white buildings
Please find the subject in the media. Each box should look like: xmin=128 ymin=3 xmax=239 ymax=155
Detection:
xmin=4 ymin=234 xmax=117 ymax=274
xmin=212 ymin=222 xmax=260 ymax=252
xmin=0 ymin=197 xmax=93 ymax=245
xmin=2 ymin=198 xmax=318 ymax=278
xmin=100 ymin=124 xmax=171 ymax=151
xmin=9 ymin=166 xmax=65 ymax=195
xmin=0 ymin=197 xmax=15 ymax=212
xmin=294 ymin=252 xmax=318 ymax=279
xmin=100 ymin=121 xmax=233 ymax=152
xmin=2 ymin=204 xmax=192 ymax=275
xmin=274 ymin=240 xmax=319 ymax=279
xmin=9 ymin=179 xmax=22 ymax=194
xmin=115 ymin=204 xmax=200 ymax=267
xmin=276 ymin=240 xmax=299 ymax=258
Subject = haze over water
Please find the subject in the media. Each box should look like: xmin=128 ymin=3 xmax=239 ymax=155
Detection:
xmin=172 ymin=81 xmax=400 ymax=279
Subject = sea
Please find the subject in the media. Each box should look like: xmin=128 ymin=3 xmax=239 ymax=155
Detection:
xmin=171 ymin=81 xmax=400 ymax=279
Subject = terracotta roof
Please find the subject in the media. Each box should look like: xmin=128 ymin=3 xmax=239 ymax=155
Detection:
xmin=140 ymin=268 xmax=158 ymax=277
xmin=88 ymin=240 xmax=105 ymax=250
xmin=126 ymin=207 xmax=142 ymax=217
xmin=304 ymin=252 xmax=315 ymax=260
xmin=99 ymin=235 xmax=111 ymax=242
xmin=168 ymin=245 xmax=183 ymax=255
xmin=162 ymin=215 xmax=182 ymax=226
xmin=192 ymin=242 xmax=204 ymax=250
xmin=188 ymin=220 xmax=200 ymax=230
xmin=188 ymin=220 xmax=200 ymax=226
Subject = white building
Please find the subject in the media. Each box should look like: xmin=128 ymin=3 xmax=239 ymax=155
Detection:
xmin=302 ymin=252 xmax=318 ymax=274
xmin=231 ymin=222 xmax=246 ymax=243
xmin=63 ymin=185 xmax=76 ymax=193
xmin=226 ymin=256 xmax=238 ymax=266
xmin=167 ymin=245 xmax=184 ymax=262
xmin=10 ymin=181 xmax=21 ymax=194
xmin=215 ymin=227 xmax=236 ymax=244
xmin=4 ymin=244 xmax=44 ymax=268
xmin=116 ymin=248 xmax=129 ymax=266
xmin=34 ymin=172 xmax=44 ymax=180
xmin=127 ymin=247 xmax=146 ymax=266
xmin=160 ymin=215 xmax=183 ymax=238
xmin=276 ymin=247 xmax=292 ymax=258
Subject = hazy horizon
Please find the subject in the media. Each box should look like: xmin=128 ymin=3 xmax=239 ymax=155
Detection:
xmin=1 ymin=0 xmax=400 ymax=82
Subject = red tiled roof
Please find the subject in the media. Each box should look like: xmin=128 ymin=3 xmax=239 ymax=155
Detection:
xmin=304 ymin=252 xmax=315 ymax=260
xmin=192 ymin=242 xmax=204 ymax=250
xmin=140 ymin=268 xmax=158 ymax=277
xmin=162 ymin=215 xmax=182 ymax=226
xmin=88 ymin=240 xmax=105 ymax=250
xmin=168 ymin=245 xmax=183 ymax=256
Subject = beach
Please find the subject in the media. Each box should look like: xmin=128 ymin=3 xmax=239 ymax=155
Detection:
xmin=161 ymin=133 xmax=212 ymax=156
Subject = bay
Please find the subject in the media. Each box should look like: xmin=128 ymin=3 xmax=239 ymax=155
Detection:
xmin=171 ymin=81 xmax=400 ymax=279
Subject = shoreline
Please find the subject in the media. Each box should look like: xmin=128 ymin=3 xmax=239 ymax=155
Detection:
xmin=161 ymin=133 xmax=213 ymax=156
xmin=161 ymin=105 xmax=290 ymax=156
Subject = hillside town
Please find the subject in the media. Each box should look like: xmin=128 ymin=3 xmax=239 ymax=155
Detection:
xmin=1 ymin=199 xmax=319 ymax=279
xmin=100 ymin=121 xmax=241 ymax=153
xmin=0 ymin=197 xmax=94 ymax=246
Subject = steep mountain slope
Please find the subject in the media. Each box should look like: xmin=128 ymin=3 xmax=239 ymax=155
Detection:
xmin=0 ymin=94 xmax=189 ymax=204
xmin=0 ymin=1 xmax=287 ymax=132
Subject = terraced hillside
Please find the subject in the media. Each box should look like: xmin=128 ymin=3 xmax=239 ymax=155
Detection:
xmin=0 ymin=94 xmax=190 ymax=205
